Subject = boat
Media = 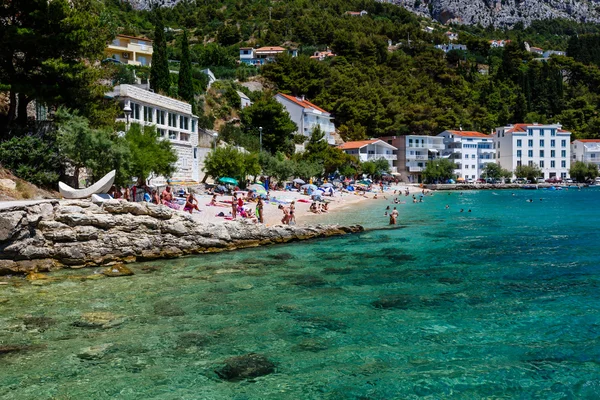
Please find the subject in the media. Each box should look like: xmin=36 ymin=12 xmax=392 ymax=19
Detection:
xmin=59 ymin=170 xmax=116 ymax=199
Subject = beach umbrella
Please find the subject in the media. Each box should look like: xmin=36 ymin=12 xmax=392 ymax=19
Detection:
xmin=358 ymin=180 xmax=371 ymax=185
xmin=301 ymin=184 xmax=317 ymax=191
xmin=321 ymin=182 xmax=333 ymax=188
xmin=219 ymin=177 xmax=238 ymax=185
xmin=248 ymin=184 xmax=267 ymax=194
xmin=293 ymin=178 xmax=305 ymax=184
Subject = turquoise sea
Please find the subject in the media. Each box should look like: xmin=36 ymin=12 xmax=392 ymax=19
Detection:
xmin=1 ymin=187 xmax=600 ymax=399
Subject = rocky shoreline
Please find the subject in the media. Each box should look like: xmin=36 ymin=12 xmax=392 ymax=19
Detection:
xmin=0 ymin=200 xmax=363 ymax=275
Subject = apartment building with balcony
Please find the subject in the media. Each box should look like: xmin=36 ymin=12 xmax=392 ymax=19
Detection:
xmin=275 ymin=93 xmax=336 ymax=145
xmin=379 ymin=135 xmax=444 ymax=182
xmin=106 ymin=84 xmax=200 ymax=184
xmin=571 ymin=139 xmax=600 ymax=168
xmin=493 ymin=123 xmax=571 ymax=179
xmin=438 ymin=130 xmax=496 ymax=180
xmin=106 ymin=34 xmax=153 ymax=66
xmin=338 ymin=139 xmax=398 ymax=173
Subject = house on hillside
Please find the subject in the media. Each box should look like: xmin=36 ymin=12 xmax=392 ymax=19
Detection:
xmin=530 ymin=47 xmax=544 ymax=56
xmin=489 ymin=39 xmax=510 ymax=48
xmin=275 ymin=93 xmax=336 ymax=145
xmin=338 ymin=139 xmax=398 ymax=173
xmin=310 ymin=49 xmax=335 ymax=61
xmin=543 ymin=50 xmax=566 ymax=58
xmin=239 ymin=47 xmax=297 ymax=66
xmin=438 ymin=130 xmax=496 ymax=181
xmin=492 ymin=123 xmax=571 ymax=180
xmin=106 ymin=34 xmax=153 ymax=66
xmin=435 ymin=44 xmax=467 ymax=53
xmin=237 ymin=91 xmax=252 ymax=109
xmin=445 ymin=31 xmax=458 ymax=41
xmin=106 ymin=84 xmax=200 ymax=184
xmin=345 ymin=10 xmax=368 ymax=16
xmin=572 ymin=139 xmax=600 ymax=169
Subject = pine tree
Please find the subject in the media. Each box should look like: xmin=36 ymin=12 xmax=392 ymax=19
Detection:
xmin=150 ymin=9 xmax=171 ymax=95
xmin=178 ymin=30 xmax=195 ymax=109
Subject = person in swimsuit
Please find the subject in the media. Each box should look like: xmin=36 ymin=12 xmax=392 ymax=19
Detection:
xmin=183 ymin=192 xmax=200 ymax=214
xmin=389 ymin=207 xmax=399 ymax=225
xmin=256 ymin=198 xmax=264 ymax=223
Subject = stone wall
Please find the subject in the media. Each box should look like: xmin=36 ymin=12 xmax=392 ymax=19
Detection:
xmin=0 ymin=200 xmax=363 ymax=275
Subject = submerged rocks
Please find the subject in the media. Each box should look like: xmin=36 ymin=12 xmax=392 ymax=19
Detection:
xmin=215 ymin=353 xmax=276 ymax=381
xmin=72 ymin=312 xmax=126 ymax=329
xmin=102 ymin=264 xmax=134 ymax=277
xmin=153 ymin=300 xmax=185 ymax=317
xmin=77 ymin=343 xmax=114 ymax=360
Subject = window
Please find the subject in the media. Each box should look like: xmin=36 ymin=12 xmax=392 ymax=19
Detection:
xmin=471 ymin=154 xmax=476 ymax=159
xmin=528 ymin=160 xmax=533 ymax=166
xmin=551 ymin=150 xmax=556 ymax=157
xmin=157 ymin=111 xmax=165 ymax=125
xmin=517 ymin=150 xmax=522 ymax=158
xmin=466 ymin=165 xmax=469 ymax=169
xmin=517 ymin=139 xmax=522 ymax=147
xmin=143 ymin=106 xmax=153 ymax=122
xmin=528 ymin=150 xmax=533 ymax=157
xmin=539 ymin=139 xmax=544 ymax=147
xmin=561 ymin=160 xmax=566 ymax=168
xmin=408 ymin=139 xmax=413 ymax=146
xmin=551 ymin=140 xmax=556 ymax=147
xmin=472 ymin=165 xmax=475 ymax=169
xmin=157 ymin=128 xmax=166 ymax=137
xmin=464 ymin=154 xmax=468 ymax=159
xmin=131 ymin=103 xmax=140 ymax=120
xmin=592 ymin=154 xmax=597 ymax=159
xmin=551 ymin=130 xmax=556 ymax=136
xmin=540 ymin=150 xmax=544 ymax=157
xmin=517 ymin=160 xmax=522 ymax=167
xmin=191 ymin=120 xmax=196 ymax=133
xmin=180 ymin=132 xmax=190 ymax=141
xmin=528 ymin=129 xmax=533 ymax=136
xmin=180 ymin=116 xmax=189 ymax=130
xmin=168 ymin=130 xmax=177 ymax=140
xmin=561 ymin=150 xmax=566 ymax=157
xmin=540 ymin=130 xmax=544 ymax=137
xmin=551 ymin=160 xmax=555 ymax=168
xmin=540 ymin=160 xmax=544 ymax=168
xmin=168 ymin=113 xmax=177 ymax=127
xmin=561 ymin=140 xmax=566 ymax=147
xmin=528 ymin=140 xmax=533 ymax=147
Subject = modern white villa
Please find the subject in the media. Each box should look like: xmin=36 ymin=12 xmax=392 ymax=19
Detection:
xmin=493 ymin=123 xmax=571 ymax=179
xmin=275 ymin=93 xmax=336 ymax=145
xmin=338 ymin=139 xmax=398 ymax=173
xmin=106 ymin=84 xmax=200 ymax=184
xmin=571 ymin=139 xmax=600 ymax=168
xmin=239 ymin=46 xmax=298 ymax=66
xmin=437 ymin=130 xmax=496 ymax=180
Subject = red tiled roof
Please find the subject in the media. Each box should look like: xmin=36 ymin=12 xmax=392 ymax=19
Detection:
xmin=338 ymin=139 xmax=379 ymax=150
xmin=446 ymin=130 xmax=490 ymax=138
xmin=255 ymin=46 xmax=286 ymax=52
xmin=505 ymin=123 xmax=529 ymax=133
xmin=575 ymin=139 xmax=600 ymax=142
xmin=277 ymin=93 xmax=329 ymax=114
xmin=115 ymin=34 xmax=152 ymax=43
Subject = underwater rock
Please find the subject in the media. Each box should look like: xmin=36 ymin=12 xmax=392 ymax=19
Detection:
xmin=371 ymin=295 xmax=413 ymax=310
xmin=0 ymin=344 xmax=35 ymax=356
xmin=288 ymin=274 xmax=327 ymax=287
xmin=215 ymin=353 xmax=276 ymax=381
xmin=25 ymin=272 xmax=50 ymax=281
xmin=176 ymin=332 xmax=212 ymax=349
xmin=276 ymin=305 xmax=299 ymax=314
xmin=77 ymin=343 xmax=113 ymax=360
xmin=153 ymin=300 xmax=185 ymax=317
xmin=268 ymin=252 xmax=295 ymax=260
xmin=291 ymin=338 xmax=329 ymax=353
xmin=72 ymin=312 xmax=126 ymax=329
xmin=140 ymin=265 xmax=161 ymax=274
xmin=23 ymin=315 xmax=55 ymax=331
xmin=102 ymin=264 xmax=134 ymax=277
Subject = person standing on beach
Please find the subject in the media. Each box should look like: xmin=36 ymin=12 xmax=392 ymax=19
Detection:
xmin=390 ymin=207 xmax=399 ymax=225
xmin=289 ymin=201 xmax=296 ymax=225
xmin=256 ymin=198 xmax=264 ymax=223
xmin=278 ymin=204 xmax=290 ymax=224
xmin=232 ymin=193 xmax=238 ymax=219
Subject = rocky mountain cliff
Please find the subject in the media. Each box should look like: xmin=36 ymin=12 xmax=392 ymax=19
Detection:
xmin=387 ymin=0 xmax=600 ymax=27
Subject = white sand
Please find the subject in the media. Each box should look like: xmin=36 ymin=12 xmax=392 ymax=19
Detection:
xmin=181 ymin=183 xmax=425 ymax=227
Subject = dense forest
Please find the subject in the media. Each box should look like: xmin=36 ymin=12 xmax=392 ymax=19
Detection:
xmin=96 ymin=0 xmax=600 ymax=140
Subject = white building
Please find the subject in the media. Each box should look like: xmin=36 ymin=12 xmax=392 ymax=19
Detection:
xmin=275 ymin=93 xmax=336 ymax=145
xmin=445 ymin=31 xmax=458 ymax=41
xmin=379 ymin=135 xmax=444 ymax=183
xmin=239 ymin=47 xmax=298 ymax=66
xmin=435 ymin=43 xmax=467 ymax=53
xmin=237 ymin=91 xmax=252 ymax=109
xmin=571 ymin=139 xmax=600 ymax=168
xmin=107 ymin=84 xmax=200 ymax=184
xmin=338 ymin=139 xmax=398 ymax=173
xmin=438 ymin=130 xmax=496 ymax=180
xmin=543 ymin=50 xmax=566 ymax=58
xmin=493 ymin=123 xmax=572 ymax=179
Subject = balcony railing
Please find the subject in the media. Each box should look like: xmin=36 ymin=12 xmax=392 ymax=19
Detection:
xmin=407 ymin=143 xmax=445 ymax=150
xmin=408 ymin=166 xmax=423 ymax=172
xmin=365 ymin=154 xmax=396 ymax=161
xmin=406 ymin=155 xmax=429 ymax=160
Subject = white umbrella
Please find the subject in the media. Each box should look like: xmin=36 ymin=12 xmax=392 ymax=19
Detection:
xmin=321 ymin=182 xmax=333 ymax=188
xmin=293 ymin=178 xmax=305 ymax=184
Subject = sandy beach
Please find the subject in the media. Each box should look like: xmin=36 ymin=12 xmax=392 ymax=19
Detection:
xmin=181 ymin=183 xmax=425 ymax=227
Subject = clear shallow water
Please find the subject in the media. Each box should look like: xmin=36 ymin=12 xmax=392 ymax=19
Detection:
xmin=1 ymin=188 xmax=600 ymax=399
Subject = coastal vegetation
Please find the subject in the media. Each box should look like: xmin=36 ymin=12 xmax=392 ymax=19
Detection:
xmin=4 ymin=0 xmax=600 ymax=187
